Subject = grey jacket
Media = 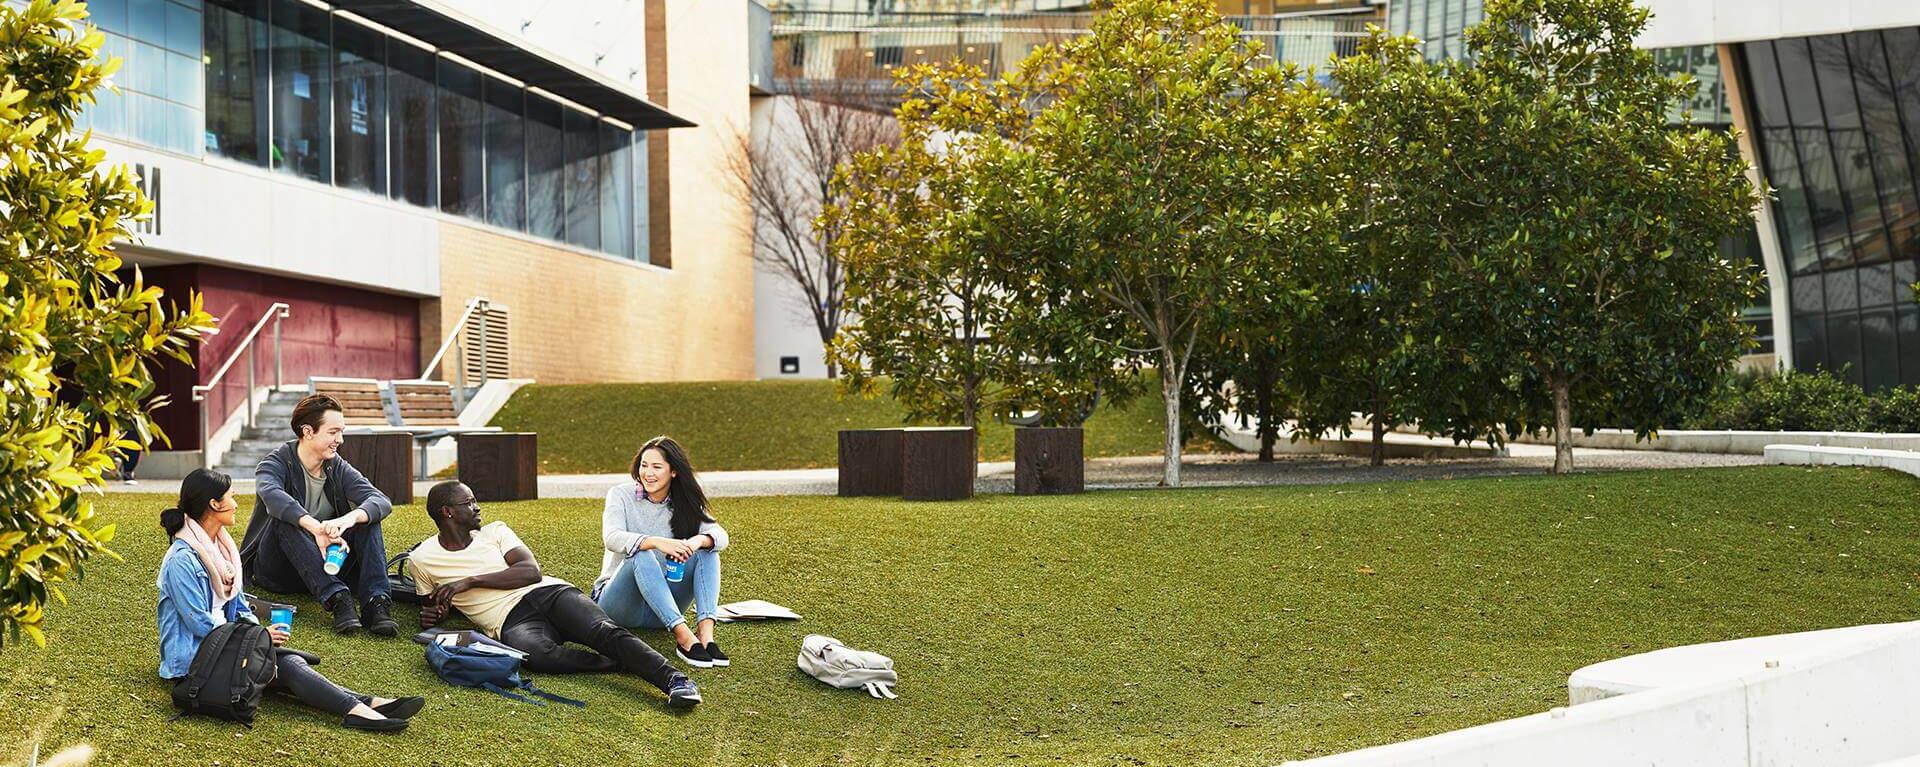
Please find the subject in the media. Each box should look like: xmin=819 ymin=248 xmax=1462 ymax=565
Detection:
xmin=238 ymin=440 xmax=393 ymax=565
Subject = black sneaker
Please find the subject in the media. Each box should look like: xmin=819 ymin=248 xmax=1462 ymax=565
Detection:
xmin=362 ymin=597 xmax=398 ymax=637
xmin=703 ymin=641 xmax=730 ymax=667
xmin=327 ymin=593 xmax=362 ymax=634
xmin=665 ymin=675 xmax=702 ymax=708
xmin=676 ymin=642 xmax=714 ymax=668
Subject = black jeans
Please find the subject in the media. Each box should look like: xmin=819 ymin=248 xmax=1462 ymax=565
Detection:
xmin=500 ymin=585 xmax=679 ymax=691
xmin=271 ymin=652 xmax=362 ymax=717
xmin=249 ymin=515 xmax=390 ymax=607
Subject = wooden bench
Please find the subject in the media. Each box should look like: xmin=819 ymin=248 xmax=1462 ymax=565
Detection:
xmin=838 ymin=429 xmax=905 ymax=497
xmin=389 ymin=380 xmax=463 ymax=427
xmin=458 ymin=432 xmax=538 ymax=501
xmin=308 ymin=376 xmax=392 ymax=427
xmin=335 ymin=431 xmax=414 ymax=504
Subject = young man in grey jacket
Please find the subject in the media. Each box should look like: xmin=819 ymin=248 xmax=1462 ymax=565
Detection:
xmin=239 ymin=393 xmax=398 ymax=636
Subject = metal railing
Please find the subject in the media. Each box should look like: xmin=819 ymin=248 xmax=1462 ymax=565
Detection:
xmin=767 ymin=7 xmax=1375 ymax=102
xmin=191 ymin=302 xmax=290 ymax=467
xmin=421 ymin=297 xmax=492 ymax=411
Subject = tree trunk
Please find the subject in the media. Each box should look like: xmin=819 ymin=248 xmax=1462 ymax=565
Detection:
xmin=1551 ymin=372 xmax=1574 ymax=475
xmin=1255 ymin=355 xmax=1275 ymax=463
xmin=1160 ymin=358 xmax=1183 ymax=488
xmin=1370 ymin=412 xmax=1387 ymax=467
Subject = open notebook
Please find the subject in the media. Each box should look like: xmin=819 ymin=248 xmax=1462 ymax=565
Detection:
xmin=715 ymin=599 xmax=802 ymax=622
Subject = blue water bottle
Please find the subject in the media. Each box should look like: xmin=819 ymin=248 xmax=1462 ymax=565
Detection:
xmin=322 ymin=542 xmax=347 ymax=575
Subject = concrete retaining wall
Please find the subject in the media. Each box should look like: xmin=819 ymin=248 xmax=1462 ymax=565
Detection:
xmin=1763 ymin=444 xmax=1920 ymax=479
xmin=1500 ymin=428 xmax=1920 ymax=455
xmin=1286 ymin=622 xmax=1920 ymax=766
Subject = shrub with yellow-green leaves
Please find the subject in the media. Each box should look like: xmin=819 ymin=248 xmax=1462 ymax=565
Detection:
xmin=0 ymin=0 xmax=214 ymax=648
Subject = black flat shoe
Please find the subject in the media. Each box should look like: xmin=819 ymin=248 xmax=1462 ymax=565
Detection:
xmin=342 ymin=713 xmax=409 ymax=732
xmin=373 ymin=696 xmax=425 ymax=719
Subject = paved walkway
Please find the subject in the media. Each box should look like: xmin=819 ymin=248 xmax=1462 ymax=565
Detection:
xmin=104 ymin=444 xmax=1764 ymax=499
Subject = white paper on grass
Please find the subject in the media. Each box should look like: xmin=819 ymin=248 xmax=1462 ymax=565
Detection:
xmin=715 ymin=599 xmax=802 ymax=622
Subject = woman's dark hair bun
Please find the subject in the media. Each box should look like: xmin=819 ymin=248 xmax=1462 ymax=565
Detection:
xmin=160 ymin=507 xmax=186 ymax=536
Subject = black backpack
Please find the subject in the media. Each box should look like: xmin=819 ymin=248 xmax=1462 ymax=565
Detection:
xmin=388 ymin=547 xmax=421 ymax=605
xmin=171 ymin=621 xmax=277 ymax=724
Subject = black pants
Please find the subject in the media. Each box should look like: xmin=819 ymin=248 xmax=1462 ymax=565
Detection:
xmin=500 ymin=585 xmax=679 ymax=691
xmin=271 ymin=652 xmax=363 ymax=716
xmin=249 ymin=515 xmax=390 ymax=607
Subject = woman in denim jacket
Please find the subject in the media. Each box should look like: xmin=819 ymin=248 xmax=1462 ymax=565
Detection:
xmin=157 ymin=468 xmax=421 ymax=731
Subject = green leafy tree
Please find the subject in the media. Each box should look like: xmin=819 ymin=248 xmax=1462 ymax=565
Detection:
xmin=0 ymin=0 xmax=215 ymax=646
xmin=1284 ymin=29 xmax=1468 ymax=466
xmin=1437 ymin=0 xmax=1760 ymax=473
xmin=1004 ymin=0 xmax=1326 ymax=486
xmin=825 ymin=64 xmax=1036 ymax=429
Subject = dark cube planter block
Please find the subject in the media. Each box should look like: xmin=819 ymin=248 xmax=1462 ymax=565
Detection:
xmin=459 ymin=432 xmax=539 ymax=502
xmin=1015 ymin=427 xmax=1084 ymax=495
xmin=838 ymin=429 xmax=904 ymax=497
xmin=902 ymin=427 xmax=976 ymax=501
xmin=337 ymin=431 xmax=413 ymax=505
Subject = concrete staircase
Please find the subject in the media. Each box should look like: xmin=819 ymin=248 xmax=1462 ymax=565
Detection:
xmin=215 ymin=389 xmax=304 ymax=476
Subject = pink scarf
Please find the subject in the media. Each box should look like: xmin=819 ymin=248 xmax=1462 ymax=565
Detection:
xmin=175 ymin=520 xmax=242 ymax=605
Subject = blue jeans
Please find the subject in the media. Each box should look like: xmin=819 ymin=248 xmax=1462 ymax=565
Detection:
xmin=596 ymin=548 xmax=720 ymax=631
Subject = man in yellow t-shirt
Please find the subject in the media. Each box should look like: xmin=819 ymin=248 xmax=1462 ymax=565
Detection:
xmin=411 ymin=480 xmax=701 ymax=708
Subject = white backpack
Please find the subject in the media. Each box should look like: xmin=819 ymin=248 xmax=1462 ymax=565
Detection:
xmin=798 ymin=634 xmax=898 ymax=699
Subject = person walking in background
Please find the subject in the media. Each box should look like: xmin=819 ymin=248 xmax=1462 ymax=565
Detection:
xmin=594 ymin=436 xmax=732 ymax=669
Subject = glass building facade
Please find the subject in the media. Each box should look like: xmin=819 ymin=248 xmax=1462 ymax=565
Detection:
xmin=1385 ymin=0 xmax=1484 ymax=61
xmin=85 ymin=0 xmax=206 ymax=155
xmin=82 ymin=0 xmax=654 ymax=265
xmin=1739 ymin=30 xmax=1920 ymax=388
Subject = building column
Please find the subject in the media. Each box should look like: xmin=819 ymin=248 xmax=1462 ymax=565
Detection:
xmin=1719 ymin=42 xmax=1792 ymax=371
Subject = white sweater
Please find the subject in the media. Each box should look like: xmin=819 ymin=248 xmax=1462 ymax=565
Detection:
xmin=596 ymin=481 xmax=730 ymax=589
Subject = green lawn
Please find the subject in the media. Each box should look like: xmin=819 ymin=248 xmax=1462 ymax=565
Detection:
xmin=5 ymin=466 xmax=1919 ymax=766
xmin=486 ymin=377 xmax=1227 ymax=474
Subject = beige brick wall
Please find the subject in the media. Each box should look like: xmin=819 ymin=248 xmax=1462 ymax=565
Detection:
xmin=426 ymin=0 xmax=756 ymax=385
xmin=431 ymin=222 xmax=753 ymax=384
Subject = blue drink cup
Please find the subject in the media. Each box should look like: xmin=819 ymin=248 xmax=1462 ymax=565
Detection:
xmin=662 ymin=554 xmax=686 ymax=584
xmin=269 ymin=605 xmax=294 ymax=633
xmin=322 ymin=542 xmax=347 ymax=575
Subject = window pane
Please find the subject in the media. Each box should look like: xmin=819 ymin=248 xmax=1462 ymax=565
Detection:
xmin=599 ymin=122 xmax=633 ymax=259
xmin=1887 ymin=27 xmax=1920 ymax=215
xmin=1792 ymin=273 xmax=1825 ymax=315
xmin=1826 ymin=268 xmax=1859 ymax=312
xmin=1863 ymin=309 xmax=1898 ymax=391
xmin=165 ymin=1 xmax=201 ymax=55
xmin=1900 ymin=308 xmax=1920 ymax=384
xmin=1793 ymin=314 xmax=1825 ymax=374
xmin=389 ymin=41 xmax=436 ymax=208
xmin=526 ymin=94 xmax=565 ymax=240
xmin=165 ymin=50 xmax=200 ymax=105
xmin=635 ymin=130 xmax=651 ymax=265
xmin=1797 ymin=128 xmax=1853 ymax=269
xmin=563 ymin=107 xmax=600 ymax=250
xmin=268 ymin=0 xmax=329 ymax=183
xmin=1849 ymin=32 xmax=1920 ymax=265
xmin=1814 ymin=36 xmax=1887 ymax=265
xmin=131 ymin=40 xmax=166 ymax=94
xmin=1743 ymin=41 xmax=1791 ymax=128
xmin=203 ymin=0 xmax=265 ymax=164
xmin=131 ymin=0 xmax=165 ymax=41
xmin=334 ymin=17 xmax=386 ymax=196
xmin=1862 ymin=261 xmax=1894 ymax=308
xmin=1777 ymin=38 xmax=1823 ymax=129
xmin=93 ymin=0 xmax=129 ymax=35
xmin=483 ymin=77 xmax=526 ymax=231
xmin=1829 ymin=314 xmax=1864 ymax=385
xmin=437 ymin=56 xmax=483 ymax=218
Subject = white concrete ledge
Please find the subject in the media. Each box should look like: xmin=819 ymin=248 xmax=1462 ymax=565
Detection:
xmin=1286 ymin=621 xmax=1920 ymax=766
xmin=1763 ymin=444 xmax=1920 ymax=479
xmin=1505 ymin=429 xmax=1920 ymax=455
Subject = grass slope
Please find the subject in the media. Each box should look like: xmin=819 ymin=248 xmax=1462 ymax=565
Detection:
xmin=486 ymin=377 xmax=1226 ymax=474
xmin=5 ymin=466 xmax=1919 ymax=766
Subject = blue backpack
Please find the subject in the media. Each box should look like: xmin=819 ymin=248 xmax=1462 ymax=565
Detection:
xmin=423 ymin=632 xmax=584 ymax=707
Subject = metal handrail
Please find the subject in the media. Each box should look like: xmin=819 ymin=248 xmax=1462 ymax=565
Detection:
xmin=422 ymin=297 xmax=492 ymax=411
xmin=191 ymin=302 xmax=290 ymax=467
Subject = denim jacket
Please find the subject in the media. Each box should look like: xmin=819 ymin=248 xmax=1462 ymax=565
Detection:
xmin=156 ymin=538 xmax=256 ymax=679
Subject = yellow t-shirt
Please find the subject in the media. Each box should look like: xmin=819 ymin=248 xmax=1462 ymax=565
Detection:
xmin=409 ymin=522 xmax=569 ymax=637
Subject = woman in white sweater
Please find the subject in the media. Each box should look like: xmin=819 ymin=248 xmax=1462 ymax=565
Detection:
xmin=594 ymin=436 xmax=732 ymax=668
